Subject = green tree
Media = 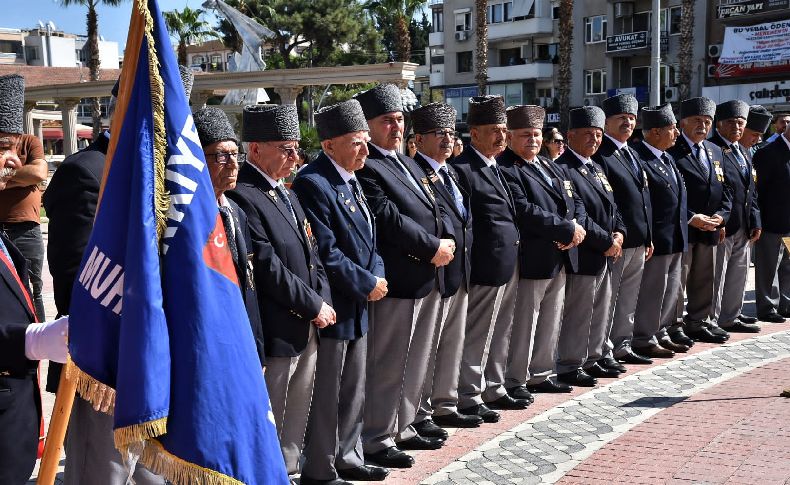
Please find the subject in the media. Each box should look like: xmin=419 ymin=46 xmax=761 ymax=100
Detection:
xmin=164 ymin=6 xmax=220 ymax=66
xmin=60 ymin=0 xmax=127 ymax=140
xmin=557 ymin=0 xmax=573 ymax=132
xmin=364 ymin=0 xmax=425 ymax=62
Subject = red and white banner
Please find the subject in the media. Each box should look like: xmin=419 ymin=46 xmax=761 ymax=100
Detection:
xmin=720 ymin=19 xmax=790 ymax=64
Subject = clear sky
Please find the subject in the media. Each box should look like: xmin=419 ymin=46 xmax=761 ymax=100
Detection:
xmin=3 ymin=0 xmax=219 ymax=52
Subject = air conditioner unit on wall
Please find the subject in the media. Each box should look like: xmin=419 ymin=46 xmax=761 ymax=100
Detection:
xmin=707 ymin=64 xmax=718 ymax=78
xmin=664 ymin=87 xmax=679 ymax=102
xmin=455 ymin=31 xmax=469 ymax=42
xmin=708 ymin=44 xmax=723 ymax=58
xmin=614 ymin=2 xmax=634 ymax=18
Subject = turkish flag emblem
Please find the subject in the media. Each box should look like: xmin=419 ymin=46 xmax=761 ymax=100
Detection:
xmin=203 ymin=213 xmax=240 ymax=286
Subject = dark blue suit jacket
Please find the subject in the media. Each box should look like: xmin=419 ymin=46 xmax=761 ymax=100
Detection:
xmin=0 ymin=234 xmax=40 ymax=485
xmin=595 ymin=136 xmax=653 ymax=249
xmin=669 ymin=136 xmax=731 ymax=246
xmin=356 ymin=145 xmax=449 ymax=298
xmin=631 ymin=141 xmax=688 ymax=255
xmin=708 ymin=131 xmax=761 ymax=236
xmin=412 ymin=152 xmax=472 ymax=297
xmin=555 ymin=150 xmax=626 ymax=276
xmin=228 ymin=163 xmax=331 ymax=358
xmin=292 ymin=153 xmax=385 ymax=340
xmin=451 ymin=147 xmax=520 ymax=287
xmin=754 ymin=135 xmax=790 ymax=234
xmin=498 ymin=148 xmax=581 ymax=279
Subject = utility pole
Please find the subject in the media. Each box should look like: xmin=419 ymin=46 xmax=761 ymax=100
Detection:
xmin=649 ymin=0 xmax=662 ymax=106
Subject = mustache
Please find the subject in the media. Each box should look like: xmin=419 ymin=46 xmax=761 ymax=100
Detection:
xmin=0 ymin=167 xmax=16 ymax=178
xmin=439 ymin=142 xmax=453 ymax=149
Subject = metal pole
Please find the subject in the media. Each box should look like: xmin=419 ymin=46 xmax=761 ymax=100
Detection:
xmin=650 ymin=0 xmax=661 ymax=106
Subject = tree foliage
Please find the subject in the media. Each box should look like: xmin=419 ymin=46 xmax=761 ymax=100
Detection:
xmin=164 ymin=6 xmax=220 ymax=66
xmin=364 ymin=0 xmax=426 ymax=62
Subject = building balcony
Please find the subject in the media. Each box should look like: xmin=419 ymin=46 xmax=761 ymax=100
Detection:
xmin=429 ymin=0 xmax=443 ymax=6
xmin=488 ymin=17 xmax=554 ymax=41
xmin=429 ymin=31 xmax=444 ymax=47
xmin=430 ymin=69 xmax=445 ymax=87
xmin=487 ymin=61 xmax=553 ymax=82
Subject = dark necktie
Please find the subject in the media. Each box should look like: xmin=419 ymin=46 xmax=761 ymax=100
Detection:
xmin=693 ymin=144 xmax=710 ymax=179
xmin=621 ymin=146 xmax=641 ymax=178
xmin=387 ymin=154 xmax=423 ymax=195
xmin=530 ymin=160 xmax=554 ymax=187
xmin=349 ymin=178 xmax=373 ymax=231
xmin=218 ymin=206 xmax=240 ymax=265
xmin=660 ymin=153 xmax=678 ymax=184
xmin=439 ymin=166 xmax=466 ymax=219
xmin=731 ymin=144 xmax=748 ymax=176
xmin=275 ymin=184 xmax=299 ymax=226
xmin=586 ymin=162 xmax=604 ymax=188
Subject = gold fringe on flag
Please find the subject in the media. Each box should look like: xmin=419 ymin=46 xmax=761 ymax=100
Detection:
xmin=141 ymin=439 xmax=246 ymax=485
xmin=138 ymin=0 xmax=169 ymax=247
xmin=114 ymin=417 xmax=168 ymax=449
xmin=66 ymin=358 xmax=115 ymax=416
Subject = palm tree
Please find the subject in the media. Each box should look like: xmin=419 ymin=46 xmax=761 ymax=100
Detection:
xmin=164 ymin=6 xmax=221 ymax=67
xmin=556 ymin=0 xmax=573 ymax=132
xmin=364 ymin=0 xmax=424 ymax=62
xmin=474 ymin=0 xmax=488 ymax=94
xmin=677 ymin=0 xmax=695 ymax=101
xmin=60 ymin=0 xmax=126 ymax=140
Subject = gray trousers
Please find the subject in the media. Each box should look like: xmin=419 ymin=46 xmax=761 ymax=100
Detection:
xmin=754 ymin=231 xmax=790 ymax=316
xmin=633 ymin=252 xmax=683 ymax=347
xmin=363 ymin=291 xmax=440 ymax=453
xmin=556 ymin=267 xmax=609 ymax=374
xmin=395 ymin=289 xmax=442 ymax=442
xmin=459 ymin=267 xmax=519 ymax=407
xmin=64 ymin=397 xmax=165 ymax=485
xmin=679 ymin=242 xmax=718 ymax=328
xmin=713 ymin=229 xmax=750 ymax=327
xmin=416 ymin=285 xmax=469 ymax=421
xmin=302 ymin=335 xmax=366 ymax=480
xmin=505 ymin=271 xmax=566 ymax=387
xmin=607 ymin=247 xmax=646 ymax=357
xmin=264 ymin=325 xmax=317 ymax=475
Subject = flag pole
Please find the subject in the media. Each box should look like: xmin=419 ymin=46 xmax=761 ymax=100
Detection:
xmin=37 ymin=362 xmax=76 ymax=485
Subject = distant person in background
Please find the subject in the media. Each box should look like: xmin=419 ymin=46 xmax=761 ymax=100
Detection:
xmin=451 ymin=137 xmax=464 ymax=160
xmin=763 ymin=111 xmax=790 ymax=146
xmin=741 ymin=105 xmax=771 ymax=156
xmin=406 ymin=133 xmax=417 ymax=158
xmin=540 ymin=127 xmax=564 ymax=161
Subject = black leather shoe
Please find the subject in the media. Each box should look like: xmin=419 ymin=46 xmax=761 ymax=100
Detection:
xmin=617 ymin=350 xmax=653 ymax=365
xmin=526 ymin=378 xmax=573 ymax=393
xmin=364 ymin=447 xmax=414 ymax=468
xmin=632 ymin=343 xmax=675 ymax=358
xmin=484 ymin=394 xmax=530 ymax=410
xmin=598 ymin=357 xmax=626 ymax=373
xmin=658 ymin=337 xmax=689 ymax=353
xmin=458 ymin=404 xmax=500 ymax=423
xmin=758 ymin=312 xmax=786 ymax=323
xmin=299 ymin=476 xmax=353 ymax=485
xmin=557 ymin=368 xmax=597 ymax=387
xmin=412 ymin=419 xmax=448 ymax=439
xmin=337 ymin=465 xmax=390 ymax=481
xmin=506 ymin=385 xmax=535 ymax=402
xmin=707 ymin=325 xmax=730 ymax=340
xmin=396 ymin=435 xmax=444 ymax=450
xmin=433 ymin=411 xmax=483 ymax=428
xmin=722 ymin=321 xmax=761 ymax=333
xmin=584 ymin=362 xmax=620 ymax=378
xmin=738 ymin=314 xmax=758 ymax=324
xmin=668 ymin=329 xmax=695 ymax=348
xmin=685 ymin=327 xmax=728 ymax=344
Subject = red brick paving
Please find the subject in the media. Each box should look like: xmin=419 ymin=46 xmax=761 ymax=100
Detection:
xmin=558 ymin=357 xmax=790 ymax=485
xmin=390 ymin=321 xmax=790 ymax=483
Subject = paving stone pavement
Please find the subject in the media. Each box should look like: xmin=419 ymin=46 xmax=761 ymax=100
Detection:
xmin=422 ymin=330 xmax=790 ymax=485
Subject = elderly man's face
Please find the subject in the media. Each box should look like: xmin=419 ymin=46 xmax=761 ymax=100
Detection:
xmin=567 ymin=127 xmax=603 ymax=158
xmin=0 ymin=135 xmax=19 ymax=191
xmin=416 ymin=128 xmax=455 ymax=163
xmin=368 ymin=111 xmax=404 ymax=151
xmin=323 ymin=131 xmax=370 ymax=172
xmin=604 ymin=114 xmax=636 ymax=143
xmin=508 ymin=127 xmax=542 ymax=161
xmin=741 ymin=128 xmax=762 ymax=149
xmin=470 ymin=123 xmax=508 ymax=158
xmin=681 ymin=116 xmax=713 ymax=143
xmin=717 ymin=117 xmax=746 ymax=144
xmin=248 ymin=139 xmax=300 ymax=180
xmin=204 ymin=140 xmax=239 ymax=198
xmin=646 ymin=124 xmax=679 ymax=151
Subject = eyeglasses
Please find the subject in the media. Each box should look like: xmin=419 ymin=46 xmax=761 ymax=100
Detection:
xmin=551 ymin=139 xmax=565 ymax=145
xmin=205 ymin=151 xmax=241 ymax=164
xmin=428 ymin=130 xmax=459 ymax=139
xmin=276 ymin=145 xmax=300 ymax=158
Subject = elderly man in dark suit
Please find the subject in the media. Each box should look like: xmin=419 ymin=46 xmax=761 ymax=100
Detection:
xmin=554 ymin=106 xmax=626 ymax=387
xmin=227 ymin=104 xmax=335 ymax=481
xmin=631 ymin=105 xmax=688 ymax=356
xmin=709 ymin=101 xmax=764 ymax=332
xmin=451 ymin=95 xmax=522 ymax=423
xmin=498 ymin=105 xmax=587 ymax=395
xmin=753 ymin=114 xmax=790 ymax=324
xmin=0 ymin=75 xmax=68 ymax=484
xmin=669 ymin=97 xmax=732 ymax=345
xmin=354 ymin=84 xmax=454 ymax=466
xmin=594 ymin=94 xmax=654 ymax=368
xmin=408 ymin=103 xmax=482 ymax=432
xmin=292 ymin=99 xmax=389 ymax=484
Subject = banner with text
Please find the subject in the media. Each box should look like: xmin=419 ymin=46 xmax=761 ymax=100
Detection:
xmin=720 ymin=19 xmax=790 ymax=64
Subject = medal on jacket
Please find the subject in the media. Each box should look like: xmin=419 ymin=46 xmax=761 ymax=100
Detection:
xmin=752 ymin=168 xmax=757 ymax=183
xmin=598 ymin=172 xmax=614 ymax=192
xmin=268 ymin=189 xmax=277 ymax=201
xmin=246 ymin=254 xmax=255 ymax=290
xmin=563 ymin=179 xmax=573 ymax=197
xmin=303 ymin=218 xmax=317 ymax=249
xmin=713 ymin=160 xmax=724 ymax=182
xmin=420 ymin=176 xmax=436 ymax=200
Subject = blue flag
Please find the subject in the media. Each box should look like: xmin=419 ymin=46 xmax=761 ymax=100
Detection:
xmin=67 ymin=1 xmax=288 ymax=483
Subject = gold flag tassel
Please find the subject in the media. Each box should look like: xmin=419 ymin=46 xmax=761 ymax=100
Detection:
xmin=141 ymin=440 xmax=246 ymax=485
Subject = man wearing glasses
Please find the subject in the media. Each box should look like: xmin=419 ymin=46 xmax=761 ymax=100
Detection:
xmin=227 ymin=104 xmax=335 ymax=482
